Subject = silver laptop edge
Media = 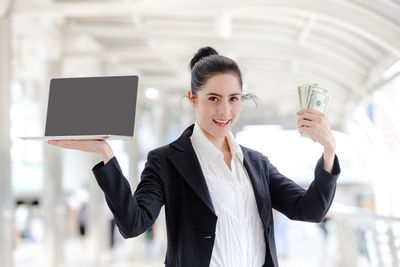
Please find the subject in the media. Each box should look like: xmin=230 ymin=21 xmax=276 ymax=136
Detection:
xmin=18 ymin=135 xmax=134 ymax=141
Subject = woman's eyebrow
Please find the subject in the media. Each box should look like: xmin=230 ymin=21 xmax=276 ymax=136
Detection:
xmin=206 ymin=93 xmax=242 ymax=97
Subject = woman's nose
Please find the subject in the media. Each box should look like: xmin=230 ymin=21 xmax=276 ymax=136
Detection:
xmin=217 ymin=100 xmax=230 ymax=115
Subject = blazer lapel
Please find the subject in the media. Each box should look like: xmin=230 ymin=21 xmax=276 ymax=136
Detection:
xmin=242 ymin=147 xmax=268 ymax=222
xmin=168 ymin=125 xmax=216 ymax=216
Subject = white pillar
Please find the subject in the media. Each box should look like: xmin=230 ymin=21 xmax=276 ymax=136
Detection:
xmin=87 ymin=153 xmax=109 ymax=267
xmin=333 ymin=217 xmax=358 ymax=267
xmin=42 ymin=144 xmax=64 ymax=267
xmin=0 ymin=8 xmax=13 ymax=267
xmin=39 ymin=18 xmax=67 ymax=267
xmin=42 ymin=59 xmax=65 ymax=267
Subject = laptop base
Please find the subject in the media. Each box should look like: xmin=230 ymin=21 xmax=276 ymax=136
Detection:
xmin=18 ymin=135 xmax=133 ymax=141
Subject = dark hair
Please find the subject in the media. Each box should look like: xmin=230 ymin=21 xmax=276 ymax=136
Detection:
xmin=190 ymin=46 xmax=242 ymax=95
xmin=189 ymin=46 xmax=257 ymax=104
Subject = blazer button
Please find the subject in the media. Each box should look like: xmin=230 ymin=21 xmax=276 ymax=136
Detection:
xmin=267 ymin=225 xmax=272 ymax=234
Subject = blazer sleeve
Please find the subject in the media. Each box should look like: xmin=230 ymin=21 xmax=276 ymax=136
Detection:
xmin=92 ymin=150 xmax=165 ymax=238
xmin=267 ymin=154 xmax=340 ymax=223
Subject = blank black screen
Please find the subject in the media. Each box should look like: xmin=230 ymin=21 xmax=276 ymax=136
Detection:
xmin=45 ymin=76 xmax=138 ymax=136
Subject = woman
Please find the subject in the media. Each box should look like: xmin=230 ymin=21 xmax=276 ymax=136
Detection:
xmin=49 ymin=46 xmax=340 ymax=267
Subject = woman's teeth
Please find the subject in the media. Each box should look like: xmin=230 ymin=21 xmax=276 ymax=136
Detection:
xmin=213 ymin=119 xmax=230 ymax=125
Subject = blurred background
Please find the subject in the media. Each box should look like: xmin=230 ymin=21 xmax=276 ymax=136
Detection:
xmin=1 ymin=0 xmax=400 ymax=266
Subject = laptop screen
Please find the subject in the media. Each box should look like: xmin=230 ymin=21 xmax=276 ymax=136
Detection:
xmin=45 ymin=75 xmax=138 ymax=136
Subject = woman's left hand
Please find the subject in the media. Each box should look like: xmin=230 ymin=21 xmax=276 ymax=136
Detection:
xmin=297 ymin=108 xmax=336 ymax=173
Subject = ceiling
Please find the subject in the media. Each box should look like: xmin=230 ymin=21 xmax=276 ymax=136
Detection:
xmin=6 ymin=0 xmax=400 ymax=130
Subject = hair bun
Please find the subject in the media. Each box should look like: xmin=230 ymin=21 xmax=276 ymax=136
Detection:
xmin=189 ymin=46 xmax=219 ymax=70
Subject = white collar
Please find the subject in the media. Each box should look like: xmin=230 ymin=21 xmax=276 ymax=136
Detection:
xmin=190 ymin=121 xmax=243 ymax=165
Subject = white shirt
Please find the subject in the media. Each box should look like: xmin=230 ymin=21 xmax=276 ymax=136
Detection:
xmin=190 ymin=122 xmax=266 ymax=267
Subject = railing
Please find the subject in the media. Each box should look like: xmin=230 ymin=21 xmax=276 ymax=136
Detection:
xmin=330 ymin=203 xmax=400 ymax=267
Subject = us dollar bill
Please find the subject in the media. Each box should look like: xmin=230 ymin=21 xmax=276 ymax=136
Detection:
xmin=297 ymin=83 xmax=329 ymax=111
xmin=306 ymin=86 xmax=328 ymax=109
xmin=297 ymin=83 xmax=318 ymax=109
xmin=297 ymin=83 xmax=330 ymax=139
xmin=308 ymin=90 xmax=329 ymax=113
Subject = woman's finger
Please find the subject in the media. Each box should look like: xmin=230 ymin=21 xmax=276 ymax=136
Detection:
xmin=297 ymin=110 xmax=335 ymax=149
xmin=298 ymin=119 xmax=314 ymax=128
xmin=298 ymin=125 xmax=314 ymax=138
xmin=296 ymin=108 xmax=324 ymax=116
xmin=297 ymin=112 xmax=320 ymax=124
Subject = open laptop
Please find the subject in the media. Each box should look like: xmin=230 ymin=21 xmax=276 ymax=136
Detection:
xmin=19 ymin=75 xmax=138 ymax=141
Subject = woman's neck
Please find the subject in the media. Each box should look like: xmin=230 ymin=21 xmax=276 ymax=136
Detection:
xmin=203 ymin=130 xmax=231 ymax=153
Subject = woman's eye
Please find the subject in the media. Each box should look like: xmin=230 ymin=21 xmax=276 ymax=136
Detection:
xmin=230 ymin=96 xmax=239 ymax=102
xmin=208 ymin=97 xmax=218 ymax=102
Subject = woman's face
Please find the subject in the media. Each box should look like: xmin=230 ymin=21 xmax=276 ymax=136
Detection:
xmin=189 ymin=73 xmax=242 ymax=143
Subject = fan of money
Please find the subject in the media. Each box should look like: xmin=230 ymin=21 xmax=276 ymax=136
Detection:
xmin=297 ymin=84 xmax=330 ymax=138
xmin=297 ymin=84 xmax=330 ymax=113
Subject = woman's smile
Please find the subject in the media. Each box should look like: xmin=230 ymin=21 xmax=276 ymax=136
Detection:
xmin=213 ymin=119 xmax=231 ymax=126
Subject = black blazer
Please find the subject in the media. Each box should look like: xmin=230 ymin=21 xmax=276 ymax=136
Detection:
xmin=92 ymin=124 xmax=340 ymax=267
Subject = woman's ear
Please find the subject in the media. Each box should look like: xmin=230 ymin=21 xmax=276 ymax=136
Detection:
xmin=188 ymin=91 xmax=196 ymax=108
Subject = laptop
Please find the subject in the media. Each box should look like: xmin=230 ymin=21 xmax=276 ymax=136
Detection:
xmin=19 ymin=75 xmax=138 ymax=141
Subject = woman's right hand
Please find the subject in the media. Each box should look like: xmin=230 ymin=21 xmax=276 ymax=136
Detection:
xmin=47 ymin=140 xmax=114 ymax=164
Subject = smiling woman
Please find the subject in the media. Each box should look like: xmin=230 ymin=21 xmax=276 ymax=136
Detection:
xmin=188 ymin=73 xmax=242 ymax=151
xmin=48 ymin=46 xmax=341 ymax=267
